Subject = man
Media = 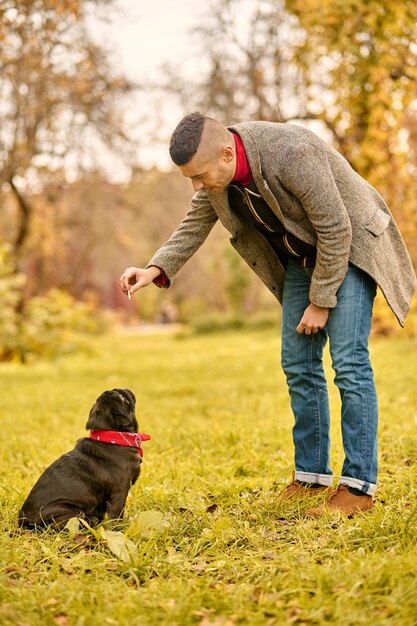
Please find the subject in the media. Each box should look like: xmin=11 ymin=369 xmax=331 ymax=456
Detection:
xmin=120 ymin=113 xmax=416 ymax=517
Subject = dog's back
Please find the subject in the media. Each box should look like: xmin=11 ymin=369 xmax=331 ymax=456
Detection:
xmin=19 ymin=388 xmax=143 ymax=530
xmin=19 ymin=438 xmax=141 ymax=529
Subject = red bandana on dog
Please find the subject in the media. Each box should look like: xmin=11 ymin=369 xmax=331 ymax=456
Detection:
xmin=89 ymin=431 xmax=151 ymax=458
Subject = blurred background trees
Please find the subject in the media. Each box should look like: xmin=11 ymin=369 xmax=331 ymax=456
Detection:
xmin=1 ymin=0 xmax=417 ymax=360
xmin=1 ymin=0 xmax=132 ymax=265
xmin=286 ymin=0 xmax=417 ymax=254
xmin=0 ymin=0 xmax=134 ymax=359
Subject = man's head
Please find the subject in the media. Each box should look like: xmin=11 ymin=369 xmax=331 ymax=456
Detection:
xmin=169 ymin=112 xmax=236 ymax=193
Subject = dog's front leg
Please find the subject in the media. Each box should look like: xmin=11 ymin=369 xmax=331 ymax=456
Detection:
xmin=106 ymin=489 xmax=129 ymax=521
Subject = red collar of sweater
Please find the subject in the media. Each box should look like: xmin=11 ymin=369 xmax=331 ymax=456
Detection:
xmin=232 ymin=132 xmax=253 ymax=186
xmin=89 ymin=430 xmax=151 ymax=458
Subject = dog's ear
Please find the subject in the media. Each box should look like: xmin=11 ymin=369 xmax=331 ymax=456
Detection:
xmin=112 ymin=410 xmax=135 ymax=428
xmin=86 ymin=400 xmax=113 ymax=431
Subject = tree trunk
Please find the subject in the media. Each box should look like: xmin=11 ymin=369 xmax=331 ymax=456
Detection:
xmin=9 ymin=176 xmax=31 ymax=362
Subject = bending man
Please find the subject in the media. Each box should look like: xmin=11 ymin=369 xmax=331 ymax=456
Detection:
xmin=120 ymin=113 xmax=416 ymax=517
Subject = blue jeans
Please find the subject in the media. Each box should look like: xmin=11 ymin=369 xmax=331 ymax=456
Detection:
xmin=281 ymin=259 xmax=378 ymax=495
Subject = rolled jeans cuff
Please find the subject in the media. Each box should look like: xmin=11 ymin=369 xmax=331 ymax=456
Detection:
xmin=295 ymin=471 xmax=333 ymax=487
xmin=340 ymin=476 xmax=376 ymax=496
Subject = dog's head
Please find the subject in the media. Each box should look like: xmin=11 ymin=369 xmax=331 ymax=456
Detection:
xmin=86 ymin=388 xmax=138 ymax=433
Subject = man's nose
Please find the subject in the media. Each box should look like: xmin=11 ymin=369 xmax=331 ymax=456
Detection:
xmin=192 ymin=179 xmax=204 ymax=192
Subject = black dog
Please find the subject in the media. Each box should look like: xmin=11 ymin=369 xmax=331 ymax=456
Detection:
xmin=19 ymin=388 xmax=149 ymax=530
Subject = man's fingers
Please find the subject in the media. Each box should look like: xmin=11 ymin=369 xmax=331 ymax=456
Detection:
xmin=129 ymin=281 xmax=143 ymax=295
xmin=296 ymin=324 xmax=320 ymax=335
xmin=129 ymin=274 xmax=152 ymax=295
xmin=119 ymin=273 xmax=130 ymax=292
xmin=119 ymin=268 xmax=138 ymax=292
xmin=120 ymin=266 xmax=154 ymax=296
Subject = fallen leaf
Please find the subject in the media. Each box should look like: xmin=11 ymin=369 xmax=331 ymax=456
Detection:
xmin=64 ymin=517 xmax=80 ymax=533
xmin=126 ymin=510 xmax=169 ymax=539
xmin=100 ymin=528 xmax=137 ymax=562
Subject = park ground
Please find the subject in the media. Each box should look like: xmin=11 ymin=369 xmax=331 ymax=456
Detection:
xmin=0 ymin=328 xmax=417 ymax=625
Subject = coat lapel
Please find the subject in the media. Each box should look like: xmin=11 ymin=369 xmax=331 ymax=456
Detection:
xmin=207 ymin=189 xmax=244 ymax=235
xmin=229 ymin=123 xmax=287 ymax=224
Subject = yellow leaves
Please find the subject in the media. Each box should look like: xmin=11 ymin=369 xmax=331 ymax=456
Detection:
xmin=201 ymin=516 xmax=237 ymax=543
xmin=64 ymin=511 xmax=170 ymax=563
xmin=64 ymin=517 xmax=80 ymax=533
xmin=125 ymin=510 xmax=170 ymax=540
xmin=99 ymin=527 xmax=138 ymax=563
xmin=369 ymin=66 xmax=390 ymax=84
xmin=285 ymin=0 xmax=417 ymax=229
xmin=0 ymin=0 xmax=128 ymax=188
xmin=51 ymin=0 xmax=81 ymax=19
xmin=286 ymin=0 xmax=360 ymax=31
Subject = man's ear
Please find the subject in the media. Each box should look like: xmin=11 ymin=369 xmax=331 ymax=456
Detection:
xmin=221 ymin=144 xmax=234 ymax=163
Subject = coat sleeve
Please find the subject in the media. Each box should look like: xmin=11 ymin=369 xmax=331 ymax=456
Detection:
xmin=146 ymin=191 xmax=218 ymax=287
xmin=279 ymin=142 xmax=352 ymax=308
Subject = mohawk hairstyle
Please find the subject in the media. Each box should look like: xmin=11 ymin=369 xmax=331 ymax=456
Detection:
xmin=169 ymin=112 xmax=206 ymax=165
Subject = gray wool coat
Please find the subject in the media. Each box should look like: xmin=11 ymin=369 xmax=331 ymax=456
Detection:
xmin=148 ymin=121 xmax=416 ymax=326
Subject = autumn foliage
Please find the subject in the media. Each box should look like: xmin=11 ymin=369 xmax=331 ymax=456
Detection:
xmin=1 ymin=0 xmax=416 ymax=360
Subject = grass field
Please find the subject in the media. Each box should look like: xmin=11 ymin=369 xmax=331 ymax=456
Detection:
xmin=1 ymin=327 xmax=417 ymax=626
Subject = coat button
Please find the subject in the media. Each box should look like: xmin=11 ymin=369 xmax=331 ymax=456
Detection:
xmin=252 ymin=261 xmax=257 ymax=267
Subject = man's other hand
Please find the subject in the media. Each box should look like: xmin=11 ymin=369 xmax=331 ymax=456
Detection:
xmin=296 ymin=303 xmax=330 ymax=335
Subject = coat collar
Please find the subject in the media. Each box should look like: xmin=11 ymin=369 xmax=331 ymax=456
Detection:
xmin=205 ymin=122 xmax=286 ymax=228
xmin=205 ymin=189 xmax=242 ymax=234
xmin=229 ymin=123 xmax=264 ymax=189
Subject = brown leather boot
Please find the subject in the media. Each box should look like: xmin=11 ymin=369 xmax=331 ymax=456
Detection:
xmin=305 ymin=484 xmax=374 ymax=517
xmin=278 ymin=471 xmax=330 ymax=501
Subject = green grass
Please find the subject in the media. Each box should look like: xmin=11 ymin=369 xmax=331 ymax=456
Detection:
xmin=1 ymin=328 xmax=417 ymax=626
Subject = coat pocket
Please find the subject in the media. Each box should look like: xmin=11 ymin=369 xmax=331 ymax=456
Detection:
xmin=364 ymin=209 xmax=391 ymax=236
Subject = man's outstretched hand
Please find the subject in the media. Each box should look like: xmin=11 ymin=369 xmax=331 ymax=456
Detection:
xmin=296 ymin=303 xmax=329 ymax=335
xmin=119 ymin=266 xmax=161 ymax=296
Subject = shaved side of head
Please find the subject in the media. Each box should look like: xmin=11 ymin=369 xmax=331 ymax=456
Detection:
xmin=197 ymin=117 xmax=231 ymax=164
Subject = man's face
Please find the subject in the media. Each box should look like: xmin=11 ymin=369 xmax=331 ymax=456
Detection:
xmin=178 ymin=145 xmax=235 ymax=194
